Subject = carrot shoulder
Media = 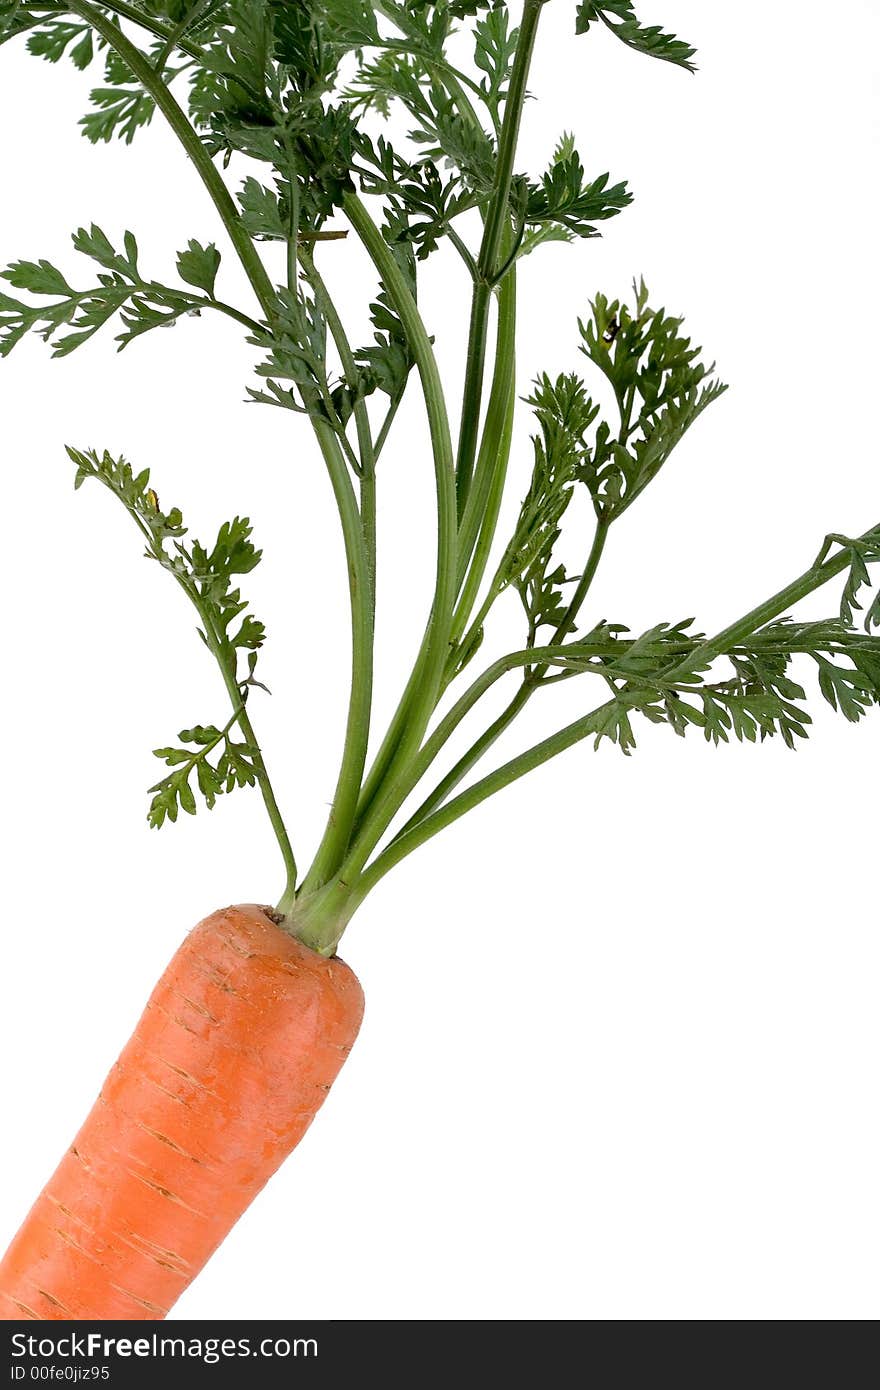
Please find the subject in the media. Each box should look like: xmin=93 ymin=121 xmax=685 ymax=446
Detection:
xmin=0 ymin=903 xmax=364 ymax=1321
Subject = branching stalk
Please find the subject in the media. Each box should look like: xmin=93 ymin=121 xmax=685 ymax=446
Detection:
xmin=9 ymin=0 xmax=877 ymax=962
xmin=343 ymin=193 xmax=458 ymax=841
xmin=105 ymin=477 xmax=299 ymax=898
xmin=550 ymin=518 xmax=611 ymax=646
xmin=457 ymin=266 xmax=518 ymax=592
xmin=455 ymin=0 xmax=546 ymax=515
xmin=354 ymin=525 xmax=880 ymax=895
xmin=287 ymin=419 xmax=374 ymax=906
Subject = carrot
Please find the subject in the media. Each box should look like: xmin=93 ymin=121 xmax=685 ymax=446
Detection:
xmin=0 ymin=904 xmax=363 ymax=1322
xmin=4 ymin=0 xmax=880 ymax=1322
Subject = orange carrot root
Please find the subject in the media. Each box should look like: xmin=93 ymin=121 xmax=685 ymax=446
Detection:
xmin=0 ymin=904 xmax=363 ymax=1321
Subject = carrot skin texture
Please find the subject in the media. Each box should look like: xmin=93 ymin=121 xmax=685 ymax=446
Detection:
xmin=0 ymin=904 xmax=363 ymax=1321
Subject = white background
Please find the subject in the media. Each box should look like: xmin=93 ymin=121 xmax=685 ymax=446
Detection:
xmin=1 ymin=2 xmax=879 ymax=1321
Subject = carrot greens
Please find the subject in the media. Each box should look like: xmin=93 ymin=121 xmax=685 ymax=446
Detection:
xmin=3 ymin=0 xmax=879 ymax=955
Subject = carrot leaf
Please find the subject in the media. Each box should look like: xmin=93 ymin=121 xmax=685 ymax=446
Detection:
xmin=66 ymin=446 xmax=274 ymax=827
xmin=1 ymin=226 xmax=235 ymax=357
xmin=585 ymin=614 xmax=880 ymax=754
xmin=520 ymin=137 xmax=632 ymax=249
xmin=577 ymin=280 xmax=729 ymax=519
xmin=575 ymin=2 xmax=698 ymax=72
xmin=149 ymin=717 xmax=259 ymax=828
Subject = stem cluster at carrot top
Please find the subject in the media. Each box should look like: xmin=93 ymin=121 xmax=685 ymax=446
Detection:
xmin=2 ymin=0 xmax=879 ymax=953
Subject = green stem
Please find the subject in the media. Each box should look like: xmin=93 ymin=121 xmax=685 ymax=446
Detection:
xmin=343 ymin=192 xmax=457 ymax=832
xmin=202 ymin=299 xmax=264 ymax=336
xmin=457 ymin=265 xmax=517 ymax=590
xmin=342 ymin=642 xmax=581 ymax=873
xmin=282 ymin=135 xmax=301 ymax=295
xmin=455 ymin=294 xmax=491 ymax=516
xmin=361 ymin=469 xmax=377 ymax=610
xmin=550 ymin=518 xmax=610 ymax=646
xmin=286 ymin=419 xmax=374 ymax=906
xmin=393 ymin=682 xmax=531 ymax=845
xmin=208 ymin=624 xmax=299 ymax=904
xmin=291 ymin=257 xmax=375 ymax=902
xmin=348 ymin=694 xmax=613 ymax=912
xmin=300 ymin=249 xmax=377 ymax=595
xmin=447 ymin=226 xmax=478 ymax=279
xmin=444 ymin=264 xmax=517 ymax=683
xmin=375 ymin=394 xmax=402 ymax=461
xmin=67 ymin=2 xmax=385 ymax=926
xmin=447 ymin=379 xmax=516 ymax=673
xmin=444 ymin=514 xmax=609 ymax=789
xmin=454 ymin=0 xmax=545 ymax=515
xmin=447 ymin=560 xmax=508 ymax=686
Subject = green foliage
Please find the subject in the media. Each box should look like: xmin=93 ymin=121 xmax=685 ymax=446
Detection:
xmin=505 ymin=283 xmax=724 ymax=654
xmin=66 ymin=444 xmax=186 ymax=546
xmin=356 ymin=134 xmax=479 ymax=260
xmin=176 ymin=238 xmax=221 ymax=297
xmin=188 ymin=0 xmax=360 ymax=227
xmin=578 ymin=279 xmax=727 ymax=518
xmin=575 ymin=1 xmax=697 ymax=72
xmin=65 ymin=448 xmax=267 ymax=677
xmin=22 ymin=14 xmax=161 ymax=141
xmin=248 ymin=285 xmax=376 ymax=440
xmin=312 ymin=0 xmax=379 ymax=50
xmin=189 ymin=516 xmax=267 ymax=661
xmin=26 ymin=19 xmax=94 ymax=69
xmin=527 ymin=371 xmax=601 ymax=457
xmin=817 ymin=532 xmax=880 ymax=632
xmin=473 ymin=4 xmax=518 ymax=127
xmin=4 ymin=2 xmax=652 ymax=294
xmin=354 ymin=279 xmax=415 ymax=402
xmin=148 ymin=719 xmax=259 ymax=827
xmin=237 ymin=176 xmax=288 ymax=239
xmin=575 ymin=613 xmax=880 ymax=755
xmin=377 ymin=0 xmax=487 ymax=58
xmin=354 ymin=58 xmax=497 ymax=194
xmin=0 ymin=225 xmax=228 ymax=356
xmin=80 ymin=47 xmax=157 ymax=144
xmin=187 ymin=0 xmax=280 ymax=144
xmin=503 ymin=425 xmax=577 ymax=638
xmin=0 ymin=2 xmax=21 ymax=38
xmin=509 ymin=373 xmax=600 ymax=633
xmin=65 ymin=446 xmax=269 ymax=825
xmin=520 ymin=281 xmax=726 ymax=544
xmin=519 ymin=134 xmax=631 ymax=253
